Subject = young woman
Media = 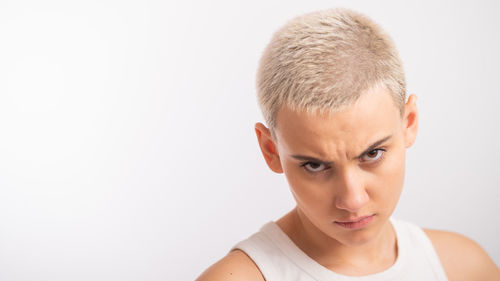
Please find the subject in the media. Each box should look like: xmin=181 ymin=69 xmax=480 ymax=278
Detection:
xmin=196 ymin=8 xmax=500 ymax=281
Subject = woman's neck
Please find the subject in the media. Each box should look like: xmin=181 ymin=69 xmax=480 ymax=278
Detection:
xmin=275 ymin=208 xmax=398 ymax=276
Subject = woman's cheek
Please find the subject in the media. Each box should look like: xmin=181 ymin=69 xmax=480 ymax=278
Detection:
xmin=284 ymin=163 xmax=334 ymax=213
xmin=373 ymin=149 xmax=406 ymax=202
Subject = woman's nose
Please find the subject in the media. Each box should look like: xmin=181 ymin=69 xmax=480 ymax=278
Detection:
xmin=334 ymin=168 xmax=370 ymax=213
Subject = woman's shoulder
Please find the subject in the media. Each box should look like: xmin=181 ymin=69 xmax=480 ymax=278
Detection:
xmin=195 ymin=249 xmax=265 ymax=281
xmin=423 ymin=228 xmax=500 ymax=281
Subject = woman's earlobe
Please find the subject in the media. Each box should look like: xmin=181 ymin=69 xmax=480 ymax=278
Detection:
xmin=254 ymin=123 xmax=283 ymax=173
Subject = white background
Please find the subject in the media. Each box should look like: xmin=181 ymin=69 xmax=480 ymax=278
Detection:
xmin=0 ymin=0 xmax=499 ymax=280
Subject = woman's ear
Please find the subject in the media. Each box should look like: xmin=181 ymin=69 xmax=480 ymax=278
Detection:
xmin=255 ymin=122 xmax=283 ymax=173
xmin=403 ymin=94 xmax=419 ymax=148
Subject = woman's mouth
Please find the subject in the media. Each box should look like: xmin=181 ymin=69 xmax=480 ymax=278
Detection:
xmin=334 ymin=214 xmax=375 ymax=229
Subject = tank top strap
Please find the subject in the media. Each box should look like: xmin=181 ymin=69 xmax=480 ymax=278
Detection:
xmin=231 ymin=227 xmax=303 ymax=280
xmin=396 ymin=220 xmax=449 ymax=281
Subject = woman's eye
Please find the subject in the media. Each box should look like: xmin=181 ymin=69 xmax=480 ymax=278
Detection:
xmin=302 ymin=162 xmax=327 ymax=173
xmin=361 ymin=149 xmax=385 ymax=162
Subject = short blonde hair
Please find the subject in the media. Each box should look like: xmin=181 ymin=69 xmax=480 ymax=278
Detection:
xmin=256 ymin=8 xmax=406 ymax=130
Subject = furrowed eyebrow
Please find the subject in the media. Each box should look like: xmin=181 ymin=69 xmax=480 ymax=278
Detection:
xmin=290 ymin=155 xmax=333 ymax=165
xmin=355 ymin=135 xmax=392 ymax=159
xmin=290 ymin=135 xmax=392 ymax=164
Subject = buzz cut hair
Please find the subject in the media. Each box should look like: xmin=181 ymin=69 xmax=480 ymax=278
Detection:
xmin=256 ymin=8 xmax=406 ymax=131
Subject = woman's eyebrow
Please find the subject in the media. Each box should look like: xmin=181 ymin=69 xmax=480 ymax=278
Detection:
xmin=290 ymin=155 xmax=333 ymax=165
xmin=355 ymin=135 xmax=392 ymax=159
xmin=290 ymin=135 xmax=392 ymax=164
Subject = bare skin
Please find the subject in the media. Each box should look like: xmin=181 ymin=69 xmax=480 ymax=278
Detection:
xmin=197 ymin=229 xmax=500 ymax=281
xmin=196 ymin=85 xmax=500 ymax=281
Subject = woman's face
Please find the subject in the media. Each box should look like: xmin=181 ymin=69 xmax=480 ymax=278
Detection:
xmin=268 ymin=85 xmax=418 ymax=246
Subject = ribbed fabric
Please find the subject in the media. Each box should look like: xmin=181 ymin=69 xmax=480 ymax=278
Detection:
xmin=231 ymin=218 xmax=449 ymax=281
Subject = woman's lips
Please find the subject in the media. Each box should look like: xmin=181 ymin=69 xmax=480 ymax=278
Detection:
xmin=334 ymin=214 xmax=375 ymax=229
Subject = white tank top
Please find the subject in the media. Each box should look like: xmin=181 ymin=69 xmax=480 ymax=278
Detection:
xmin=231 ymin=218 xmax=449 ymax=281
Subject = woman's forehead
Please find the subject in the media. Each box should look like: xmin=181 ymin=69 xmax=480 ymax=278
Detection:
xmin=274 ymin=87 xmax=401 ymax=155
